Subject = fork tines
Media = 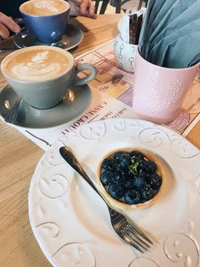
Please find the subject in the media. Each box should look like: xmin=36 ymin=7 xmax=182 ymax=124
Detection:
xmin=123 ymin=223 xmax=151 ymax=252
xmin=119 ymin=220 xmax=153 ymax=253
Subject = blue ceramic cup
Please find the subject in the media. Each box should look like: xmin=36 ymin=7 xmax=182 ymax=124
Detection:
xmin=16 ymin=0 xmax=70 ymax=43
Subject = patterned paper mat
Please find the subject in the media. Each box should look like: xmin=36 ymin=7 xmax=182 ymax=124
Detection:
xmin=2 ymin=40 xmax=199 ymax=150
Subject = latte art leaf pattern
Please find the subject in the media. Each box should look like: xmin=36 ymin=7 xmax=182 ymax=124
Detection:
xmin=12 ymin=63 xmax=62 ymax=79
xmin=32 ymin=51 xmax=49 ymax=64
xmin=4 ymin=49 xmax=69 ymax=81
xmin=11 ymin=51 xmax=63 ymax=80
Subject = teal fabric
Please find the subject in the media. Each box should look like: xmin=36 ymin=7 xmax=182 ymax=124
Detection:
xmin=1 ymin=0 xmax=25 ymax=19
xmin=148 ymin=1 xmax=200 ymax=51
xmin=138 ymin=0 xmax=200 ymax=68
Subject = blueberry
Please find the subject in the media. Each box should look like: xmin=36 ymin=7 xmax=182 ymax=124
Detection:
xmin=130 ymin=151 xmax=144 ymax=160
xmin=140 ymin=185 xmax=154 ymax=201
xmin=113 ymin=151 xmax=128 ymax=161
xmin=118 ymin=153 xmax=132 ymax=168
xmin=127 ymin=168 xmax=136 ymax=179
xmin=102 ymin=157 xmax=118 ymax=171
xmin=140 ymin=172 xmax=151 ymax=183
xmin=137 ymin=159 xmax=147 ymax=172
xmin=144 ymin=161 xmax=157 ymax=174
xmin=113 ymin=169 xmax=127 ymax=184
xmin=108 ymin=184 xmax=125 ymax=200
xmin=124 ymin=179 xmax=136 ymax=189
xmin=124 ymin=189 xmax=141 ymax=204
xmin=132 ymin=174 xmax=146 ymax=188
xmin=100 ymin=171 xmax=115 ymax=185
xmin=149 ymin=174 xmax=162 ymax=190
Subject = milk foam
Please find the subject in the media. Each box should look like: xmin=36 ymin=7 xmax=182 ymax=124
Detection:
xmin=3 ymin=49 xmax=70 ymax=82
xmin=33 ymin=1 xmax=58 ymax=13
xmin=20 ymin=0 xmax=68 ymax=16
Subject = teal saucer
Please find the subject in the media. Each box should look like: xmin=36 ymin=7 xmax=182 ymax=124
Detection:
xmin=14 ymin=24 xmax=84 ymax=50
xmin=0 ymin=84 xmax=91 ymax=129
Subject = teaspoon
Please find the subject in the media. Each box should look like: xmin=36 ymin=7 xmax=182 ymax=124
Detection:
xmin=5 ymin=96 xmax=22 ymax=124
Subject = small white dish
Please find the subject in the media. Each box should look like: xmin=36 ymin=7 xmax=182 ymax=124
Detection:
xmin=114 ymin=33 xmax=137 ymax=72
xmin=14 ymin=24 xmax=84 ymax=50
xmin=29 ymin=118 xmax=200 ymax=267
xmin=117 ymin=17 xmax=122 ymax=32
xmin=0 ymin=84 xmax=91 ymax=129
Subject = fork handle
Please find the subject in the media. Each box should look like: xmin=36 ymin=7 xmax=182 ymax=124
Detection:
xmin=60 ymin=146 xmax=116 ymax=217
xmin=60 ymin=146 xmax=105 ymax=199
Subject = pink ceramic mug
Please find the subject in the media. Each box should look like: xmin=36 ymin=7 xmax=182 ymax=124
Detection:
xmin=132 ymin=49 xmax=200 ymax=124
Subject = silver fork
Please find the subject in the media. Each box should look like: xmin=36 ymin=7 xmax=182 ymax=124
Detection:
xmin=59 ymin=146 xmax=153 ymax=253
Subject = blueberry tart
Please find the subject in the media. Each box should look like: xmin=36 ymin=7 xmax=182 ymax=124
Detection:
xmin=97 ymin=148 xmax=165 ymax=210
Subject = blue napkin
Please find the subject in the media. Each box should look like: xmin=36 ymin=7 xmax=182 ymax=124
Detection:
xmin=138 ymin=0 xmax=200 ymax=68
xmin=147 ymin=0 xmax=200 ymax=49
xmin=148 ymin=18 xmax=200 ymax=67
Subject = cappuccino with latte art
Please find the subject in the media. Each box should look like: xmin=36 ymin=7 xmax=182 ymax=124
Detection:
xmin=2 ymin=46 xmax=70 ymax=82
xmin=1 ymin=46 xmax=97 ymax=109
xmin=17 ymin=0 xmax=70 ymax=43
xmin=20 ymin=0 xmax=69 ymax=16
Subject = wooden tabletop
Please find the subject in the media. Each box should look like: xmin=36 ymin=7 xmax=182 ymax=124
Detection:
xmin=0 ymin=14 xmax=122 ymax=267
xmin=0 ymin=14 xmax=199 ymax=267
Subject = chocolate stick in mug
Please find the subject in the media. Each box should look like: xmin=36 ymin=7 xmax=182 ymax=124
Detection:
xmin=136 ymin=14 xmax=143 ymax=45
xmin=129 ymin=13 xmax=137 ymax=45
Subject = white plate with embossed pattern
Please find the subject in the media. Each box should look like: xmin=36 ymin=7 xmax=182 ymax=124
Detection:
xmin=28 ymin=118 xmax=200 ymax=267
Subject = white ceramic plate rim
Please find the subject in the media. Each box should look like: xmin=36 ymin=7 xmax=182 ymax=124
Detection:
xmin=28 ymin=118 xmax=200 ymax=267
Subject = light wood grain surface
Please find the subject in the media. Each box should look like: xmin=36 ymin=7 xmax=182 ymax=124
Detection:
xmin=0 ymin=14 xmax=199 ymax=267
xmin=0 ymin=14 xmax=122 ymax=267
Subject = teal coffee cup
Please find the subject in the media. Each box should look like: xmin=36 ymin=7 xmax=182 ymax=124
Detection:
xmin=1 ymin=46 xmax=97 ymax=109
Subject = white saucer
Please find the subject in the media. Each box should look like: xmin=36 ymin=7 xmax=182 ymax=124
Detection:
xmin=0 ymin=84 xmax=91 ymax=129
xmin=14 ymin=24 xmax=84 ymax=50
